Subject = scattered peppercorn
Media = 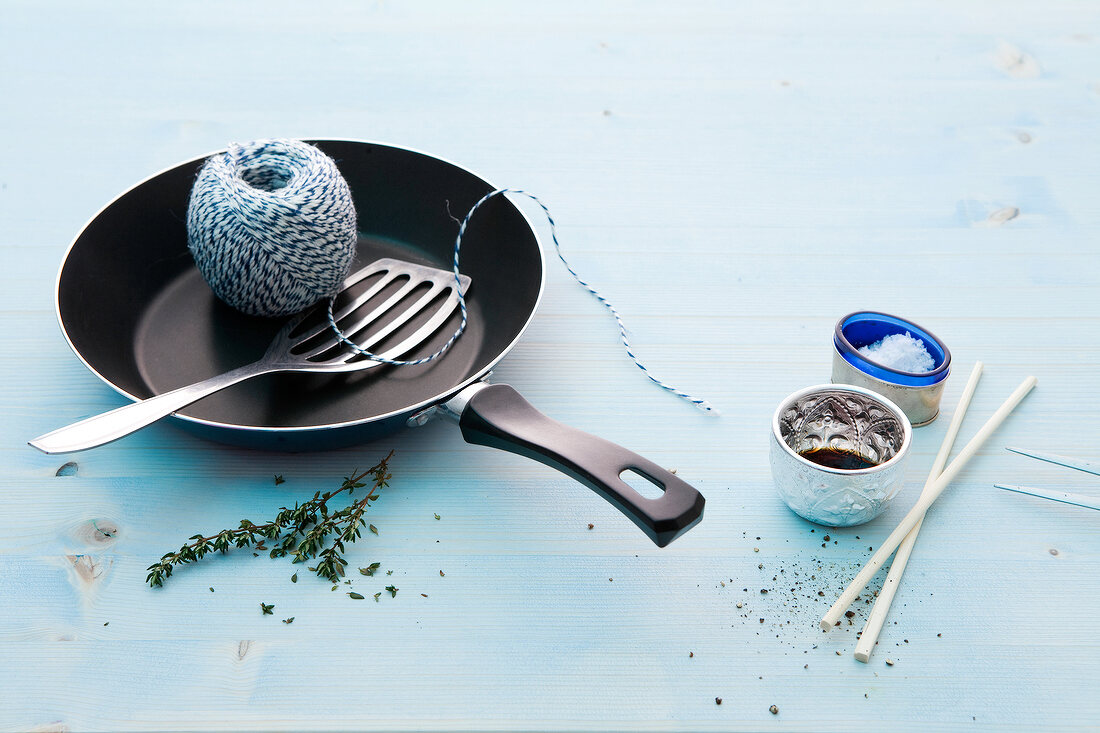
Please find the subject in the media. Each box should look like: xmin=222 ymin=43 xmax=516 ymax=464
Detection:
xmin=769 ymin=705 xmax=779 ymax=715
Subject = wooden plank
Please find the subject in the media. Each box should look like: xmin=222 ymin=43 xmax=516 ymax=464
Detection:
xmin=2 ymin=0 xmax=1099 ymax=730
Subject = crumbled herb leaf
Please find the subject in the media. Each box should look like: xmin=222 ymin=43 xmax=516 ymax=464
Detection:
xmin=261 ymin=603 xmax=274 ymax=615
xmin=291 ymin=573 xmax=297 ymax=583
xmin=434 ymin=513 xmax=440 ymax=520
xmin=373 ymin=592 xmax=381 ymax=602
xmin=282 ymin=617 xmax=294 ymax=624
xmin=209 ymin=587 xmax=214 ymax=592
xmin=421 ymin=593 xmax=428 ymax=597
xmin=439 ymin=570 xmax=445 ymax=577
xmin=359 ymin=562 xmax=381 ymax=576
xmin=274 ymin=475 xmax=285 ymax=486
xmin=144 ymin=452 xmax=393 ymax=588
xmin=385 ymin=585 xmax=398 ymax=598
xmin=103 ymin=622 xmax=109 ymax=626
xmin=348 ymin=592 xmax=365 ymax=600
xmin=386 ymin=570 xmax=393 ymax=576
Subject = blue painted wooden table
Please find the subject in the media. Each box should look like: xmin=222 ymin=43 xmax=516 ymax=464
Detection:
xmin=3 ymin=2 xmax=1098 ymax=730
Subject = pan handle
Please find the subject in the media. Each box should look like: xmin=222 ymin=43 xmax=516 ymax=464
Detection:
xmin=453 ymin=384 xmax=705 ymax=547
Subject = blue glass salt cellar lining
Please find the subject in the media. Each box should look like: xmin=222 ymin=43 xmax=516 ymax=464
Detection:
xmin=834 ymin=311 xmax=951 ymax=387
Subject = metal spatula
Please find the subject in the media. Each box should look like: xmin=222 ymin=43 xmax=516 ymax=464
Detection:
xmin=30 ymin=258 xmax=471 ymax=454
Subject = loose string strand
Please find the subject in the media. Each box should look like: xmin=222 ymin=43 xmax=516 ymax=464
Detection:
xmin=327 ymin=188 xmax=716 ymax=414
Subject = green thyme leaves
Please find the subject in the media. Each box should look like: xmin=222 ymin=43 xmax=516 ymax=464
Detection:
xmin=146 ymin=452 xmax=393 ymax=588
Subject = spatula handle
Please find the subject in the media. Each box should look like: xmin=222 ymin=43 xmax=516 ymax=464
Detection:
xmin=456 ymin=384 xmax=705 ymax=547
xmin=29 ymin=363 xmax=273 ymax=454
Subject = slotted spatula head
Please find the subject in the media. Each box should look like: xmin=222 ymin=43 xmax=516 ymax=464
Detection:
xmin=266 ymin=257 xmax=472 ymax=372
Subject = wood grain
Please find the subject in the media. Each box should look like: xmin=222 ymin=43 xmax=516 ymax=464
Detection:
xmin=2 ymin=0 xmax=1099 ymax=730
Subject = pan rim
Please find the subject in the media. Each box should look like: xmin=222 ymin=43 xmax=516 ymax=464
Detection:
xmin=52 ymin=137 xmax=547 ymax=434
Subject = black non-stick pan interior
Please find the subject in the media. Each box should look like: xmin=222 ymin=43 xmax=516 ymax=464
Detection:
xmin=57 ymin=141 xmax=543 ymax=429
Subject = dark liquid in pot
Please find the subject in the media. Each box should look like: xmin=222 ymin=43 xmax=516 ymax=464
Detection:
xmin=799 ymin=447 xmax=877 ymax=470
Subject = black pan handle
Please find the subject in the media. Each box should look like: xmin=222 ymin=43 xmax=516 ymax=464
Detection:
xmin=456 ymin=384 xmax=705 ymax=547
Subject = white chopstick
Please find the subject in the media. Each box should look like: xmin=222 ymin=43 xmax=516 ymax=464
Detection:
xmin=853 ymin=362 xmax=984 ymax=662
xmin=821 ymin=375 xmax=1038 ymax=631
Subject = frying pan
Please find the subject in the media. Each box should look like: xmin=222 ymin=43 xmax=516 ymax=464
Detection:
xmin=51 ymin=139 xmax=704 ymax=547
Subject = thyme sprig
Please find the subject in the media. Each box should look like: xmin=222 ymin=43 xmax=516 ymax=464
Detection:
xmin=146 ymin=451 xmax=393 ymax=588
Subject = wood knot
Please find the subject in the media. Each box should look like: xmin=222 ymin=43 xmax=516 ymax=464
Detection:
xmin=237 ymin=640 xmax=253 ymax=660
xmin=995 ymin=41 xmax=1040 ymax=79
xmin=987 ymin=206 xmax=1020 ymax=225
xmin=66 ymin=554 xmax=112 ymax=588
xmin=71 ymin=519 xmax=119 ymax=546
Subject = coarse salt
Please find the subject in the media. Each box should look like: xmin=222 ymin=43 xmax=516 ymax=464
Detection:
xmin=857 ymin=331 xmax=935 ymax=373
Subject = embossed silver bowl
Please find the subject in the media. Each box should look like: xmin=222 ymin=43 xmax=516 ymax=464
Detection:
xmin=770 ymin=384 xmax=912 ymax=527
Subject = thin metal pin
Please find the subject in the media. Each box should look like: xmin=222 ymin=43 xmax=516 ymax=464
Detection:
xmin=994 ymin=484 xmax=1100 ymax=512
xmin=1005 ymin=447 xmax=1100 ymax=477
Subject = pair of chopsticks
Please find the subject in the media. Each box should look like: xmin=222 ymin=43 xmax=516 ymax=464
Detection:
xmin=817 ymin=363 xmax=1038 ymax=662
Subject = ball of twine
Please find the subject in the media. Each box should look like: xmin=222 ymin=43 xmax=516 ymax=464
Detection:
xmin=186 ymin=139 xmax=358 ymax=317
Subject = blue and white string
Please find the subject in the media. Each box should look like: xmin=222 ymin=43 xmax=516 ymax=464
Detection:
xmin=328 ymin=188 xmax=716 ymax=414
xmin=187 ymin=139 xmax=359 ymax=317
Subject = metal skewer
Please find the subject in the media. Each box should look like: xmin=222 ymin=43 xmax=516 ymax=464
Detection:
xmin=994 ymin=484 xmax=1100 ymax=512
xmin=1005 ymin=447 xmax=1100 ymax=477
